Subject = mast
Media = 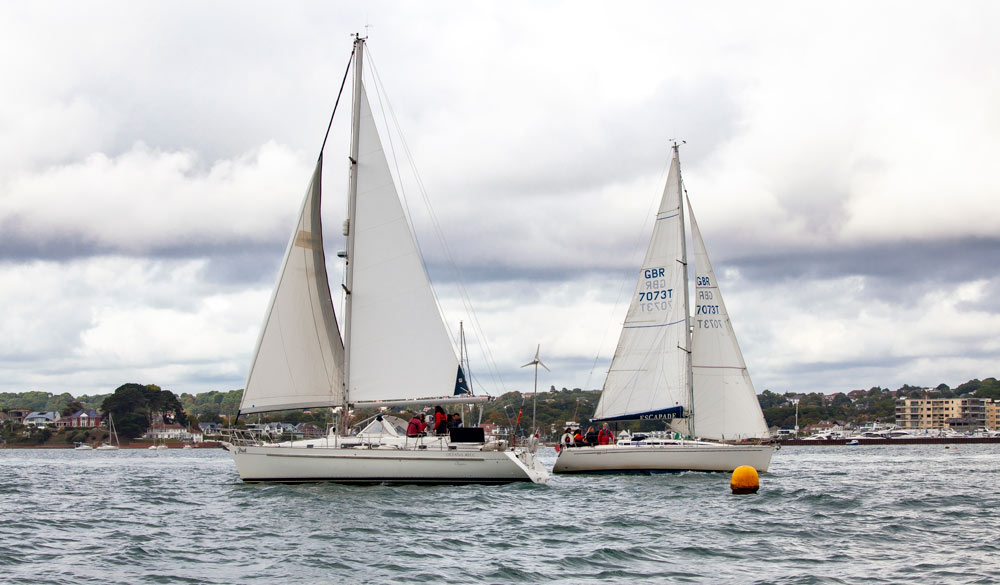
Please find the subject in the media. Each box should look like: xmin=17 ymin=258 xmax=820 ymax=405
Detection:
xmin=674 ymin=141 xmax=695 ymax=438
xmin=340 ymin=34 xmax=365 ymax=436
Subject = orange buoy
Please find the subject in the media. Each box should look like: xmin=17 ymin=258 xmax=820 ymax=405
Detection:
xmin=731 ymin=465 xmax=760 ymax=494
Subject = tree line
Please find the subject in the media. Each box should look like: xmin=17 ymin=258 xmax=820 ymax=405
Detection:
xmin=3 ymin=377 xmax=997 ymax=442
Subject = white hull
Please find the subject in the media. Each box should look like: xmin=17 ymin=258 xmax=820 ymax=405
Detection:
xmin=552 ymin=441 xmax=773 ymax=474
xmin=229 ymin=442 xmax=549 ymax=485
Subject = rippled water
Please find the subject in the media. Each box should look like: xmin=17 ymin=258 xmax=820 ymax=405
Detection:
xmin=2 ymin=444 xmax=997 ymax=584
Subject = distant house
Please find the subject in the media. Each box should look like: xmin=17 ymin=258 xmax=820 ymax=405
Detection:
xmin=847 ymin=390 xmax=867 ymax=401
xmin=295 ymin=423 xmax=323 ymax=437
xmin=199 ymin=422 xmax=221 ymax=435
xmin=262 ymin=422 xmax=302 ymax=439
xmin=480 ymin=423 xmax=504 ymax=438
xmin=7 ymin=409 xmax=30 ymax=424
xmin=145 ymin=424 xmax=202 ymax=442
xmin=23 ymin=411 xmax=60 ymax=427
xmin=803 ymin=422 xmax=846 ymax=436
xmin=56 ymin=410 xmax=102 ymax=428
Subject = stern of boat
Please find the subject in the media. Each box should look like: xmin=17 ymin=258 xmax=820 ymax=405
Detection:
xmin=507 ymin=448 xmax=550 ymax=484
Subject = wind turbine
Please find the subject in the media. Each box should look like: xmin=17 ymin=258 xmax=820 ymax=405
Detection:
xmin=521 ymin=344 xmax=549 ymax=434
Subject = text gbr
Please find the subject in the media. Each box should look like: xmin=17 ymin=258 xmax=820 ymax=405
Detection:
xmin=639 ymin=267 xmax=673 ymax=312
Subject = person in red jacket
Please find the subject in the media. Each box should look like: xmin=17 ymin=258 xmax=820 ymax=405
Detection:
xmin=433 ymin=406 xmax=448 ymax=435
xmin=406 ymin=413 xmax=427 ymax=437
xmin=597 ymin=423 xmax=614 ymax=445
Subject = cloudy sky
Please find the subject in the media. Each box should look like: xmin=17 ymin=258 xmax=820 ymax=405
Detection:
xmin=1 ymin=1 xmax=998 ymax=400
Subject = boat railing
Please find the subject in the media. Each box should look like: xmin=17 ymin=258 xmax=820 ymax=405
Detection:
xmin=218 ymin=428 xmax=266 ymax=446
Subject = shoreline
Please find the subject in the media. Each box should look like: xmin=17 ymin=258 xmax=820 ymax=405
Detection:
xmin=0 ymin=441 xmax=224 ymax=450
xmin=779 ymin=436 xmax=1000 ymax=446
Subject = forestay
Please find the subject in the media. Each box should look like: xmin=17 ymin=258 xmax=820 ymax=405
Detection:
xmin=593 ymin=151 xmax=690 ymax=422
xmin=688 ymin=201 xmax=770 ymax=440
xmin=240 ymin=157 xmax=345 ymax=414
xmin=346 ymin=85 xmax=467 ymax=404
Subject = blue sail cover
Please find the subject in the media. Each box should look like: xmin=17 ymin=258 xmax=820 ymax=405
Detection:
xmin=592 ymin=405 xmax=685 ymax=423
xmin=453 ymin=365 xmax=470 ymax=395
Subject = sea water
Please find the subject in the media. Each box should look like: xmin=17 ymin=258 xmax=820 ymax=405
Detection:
xmin=1 ymin=444 xmax=997 ymax=584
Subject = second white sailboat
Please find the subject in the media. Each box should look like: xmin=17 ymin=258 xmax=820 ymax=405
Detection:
xmin=553 ymin=143 xmax=773 ymax=474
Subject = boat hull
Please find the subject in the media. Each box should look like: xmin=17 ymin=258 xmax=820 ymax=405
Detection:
xmin=230 ymin=444 xmax=549 ymax=485
xmin=552 ymin=442 xmax=773 ymax=474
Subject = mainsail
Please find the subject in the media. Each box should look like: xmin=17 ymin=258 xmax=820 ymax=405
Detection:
xmin=593 ymin=150 xmax=690 ymax=421
xmin=689 ymin=201 xmax=770 ymax=439
xmin=239 ymin=157 xmax=345 ymax=414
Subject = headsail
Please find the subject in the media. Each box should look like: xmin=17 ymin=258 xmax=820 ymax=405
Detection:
xmin=345 ymin=85 xmax=466 ymax=405
xmin=593 ymin=150 xmax=690 ymax=422
xmin=239 ymin=157 xmax=345 ymax=414
xmin=689 ymin=200 xmax=770 ymax=440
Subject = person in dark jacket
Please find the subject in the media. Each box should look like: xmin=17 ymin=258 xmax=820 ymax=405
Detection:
xmin=447 ymin=413 xmax=463 ymax=429
xmin=584 ymin=426 xmax=598 ymax=446
xmin=433 ymin=406 xmax=448 ymax=435
xmin=406 ymin=413 xmax=427 ymax=437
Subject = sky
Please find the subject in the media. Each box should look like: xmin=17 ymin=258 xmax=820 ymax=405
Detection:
xmin=1 ymin=1 xmax=998 ymax=400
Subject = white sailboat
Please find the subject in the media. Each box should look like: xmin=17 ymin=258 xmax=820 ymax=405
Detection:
xmin=96 ymin=413 xmax=120 ymax=450
xmin=226 ymin=35 xmax=548 ymax=485
xmin=553 ymin=143 xmax=773 ymax=474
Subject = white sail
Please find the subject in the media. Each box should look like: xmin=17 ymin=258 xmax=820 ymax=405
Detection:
xmin=689 ymin=200 xmax=770 ymax=440
xmin=346 ymin=85 xmax=465 ymax=404
xmin=239 ymin=158 xmax=345 ymax=414
xmin=593 ymin=151 xmax=690 ymax=421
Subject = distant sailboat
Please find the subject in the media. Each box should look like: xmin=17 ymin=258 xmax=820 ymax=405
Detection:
xmin=553 ymin=143 xmax=773 ymax=474
xmin=225 ymin=35 xmax=548 ymax=484
xmin=96 ymin=413 xmax=120 ymax=450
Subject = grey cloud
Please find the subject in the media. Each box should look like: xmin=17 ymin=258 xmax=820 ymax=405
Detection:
xmin=732 ymin=237 xmax=1000 ymax=286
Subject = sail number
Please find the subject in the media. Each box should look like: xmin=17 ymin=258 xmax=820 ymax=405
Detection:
xmin=697 ymin=319 xmax=724 ymax=329
xmin=638 ymin=267 xmax=672 ymax=313
xmin=696 ymin=305 xmax=720 ymax=315
xmin=639 ymin=290 xmax=672 ymax=301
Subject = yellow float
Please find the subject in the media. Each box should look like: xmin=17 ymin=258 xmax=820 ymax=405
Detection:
xmin=730 ymin=465 xmax=760 ymax=494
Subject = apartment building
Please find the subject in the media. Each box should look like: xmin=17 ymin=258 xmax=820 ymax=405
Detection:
xmin=986 ymin=400 xmax=999 ymax=431
xmin=894 ymin=397 xmax=987 ymax=430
